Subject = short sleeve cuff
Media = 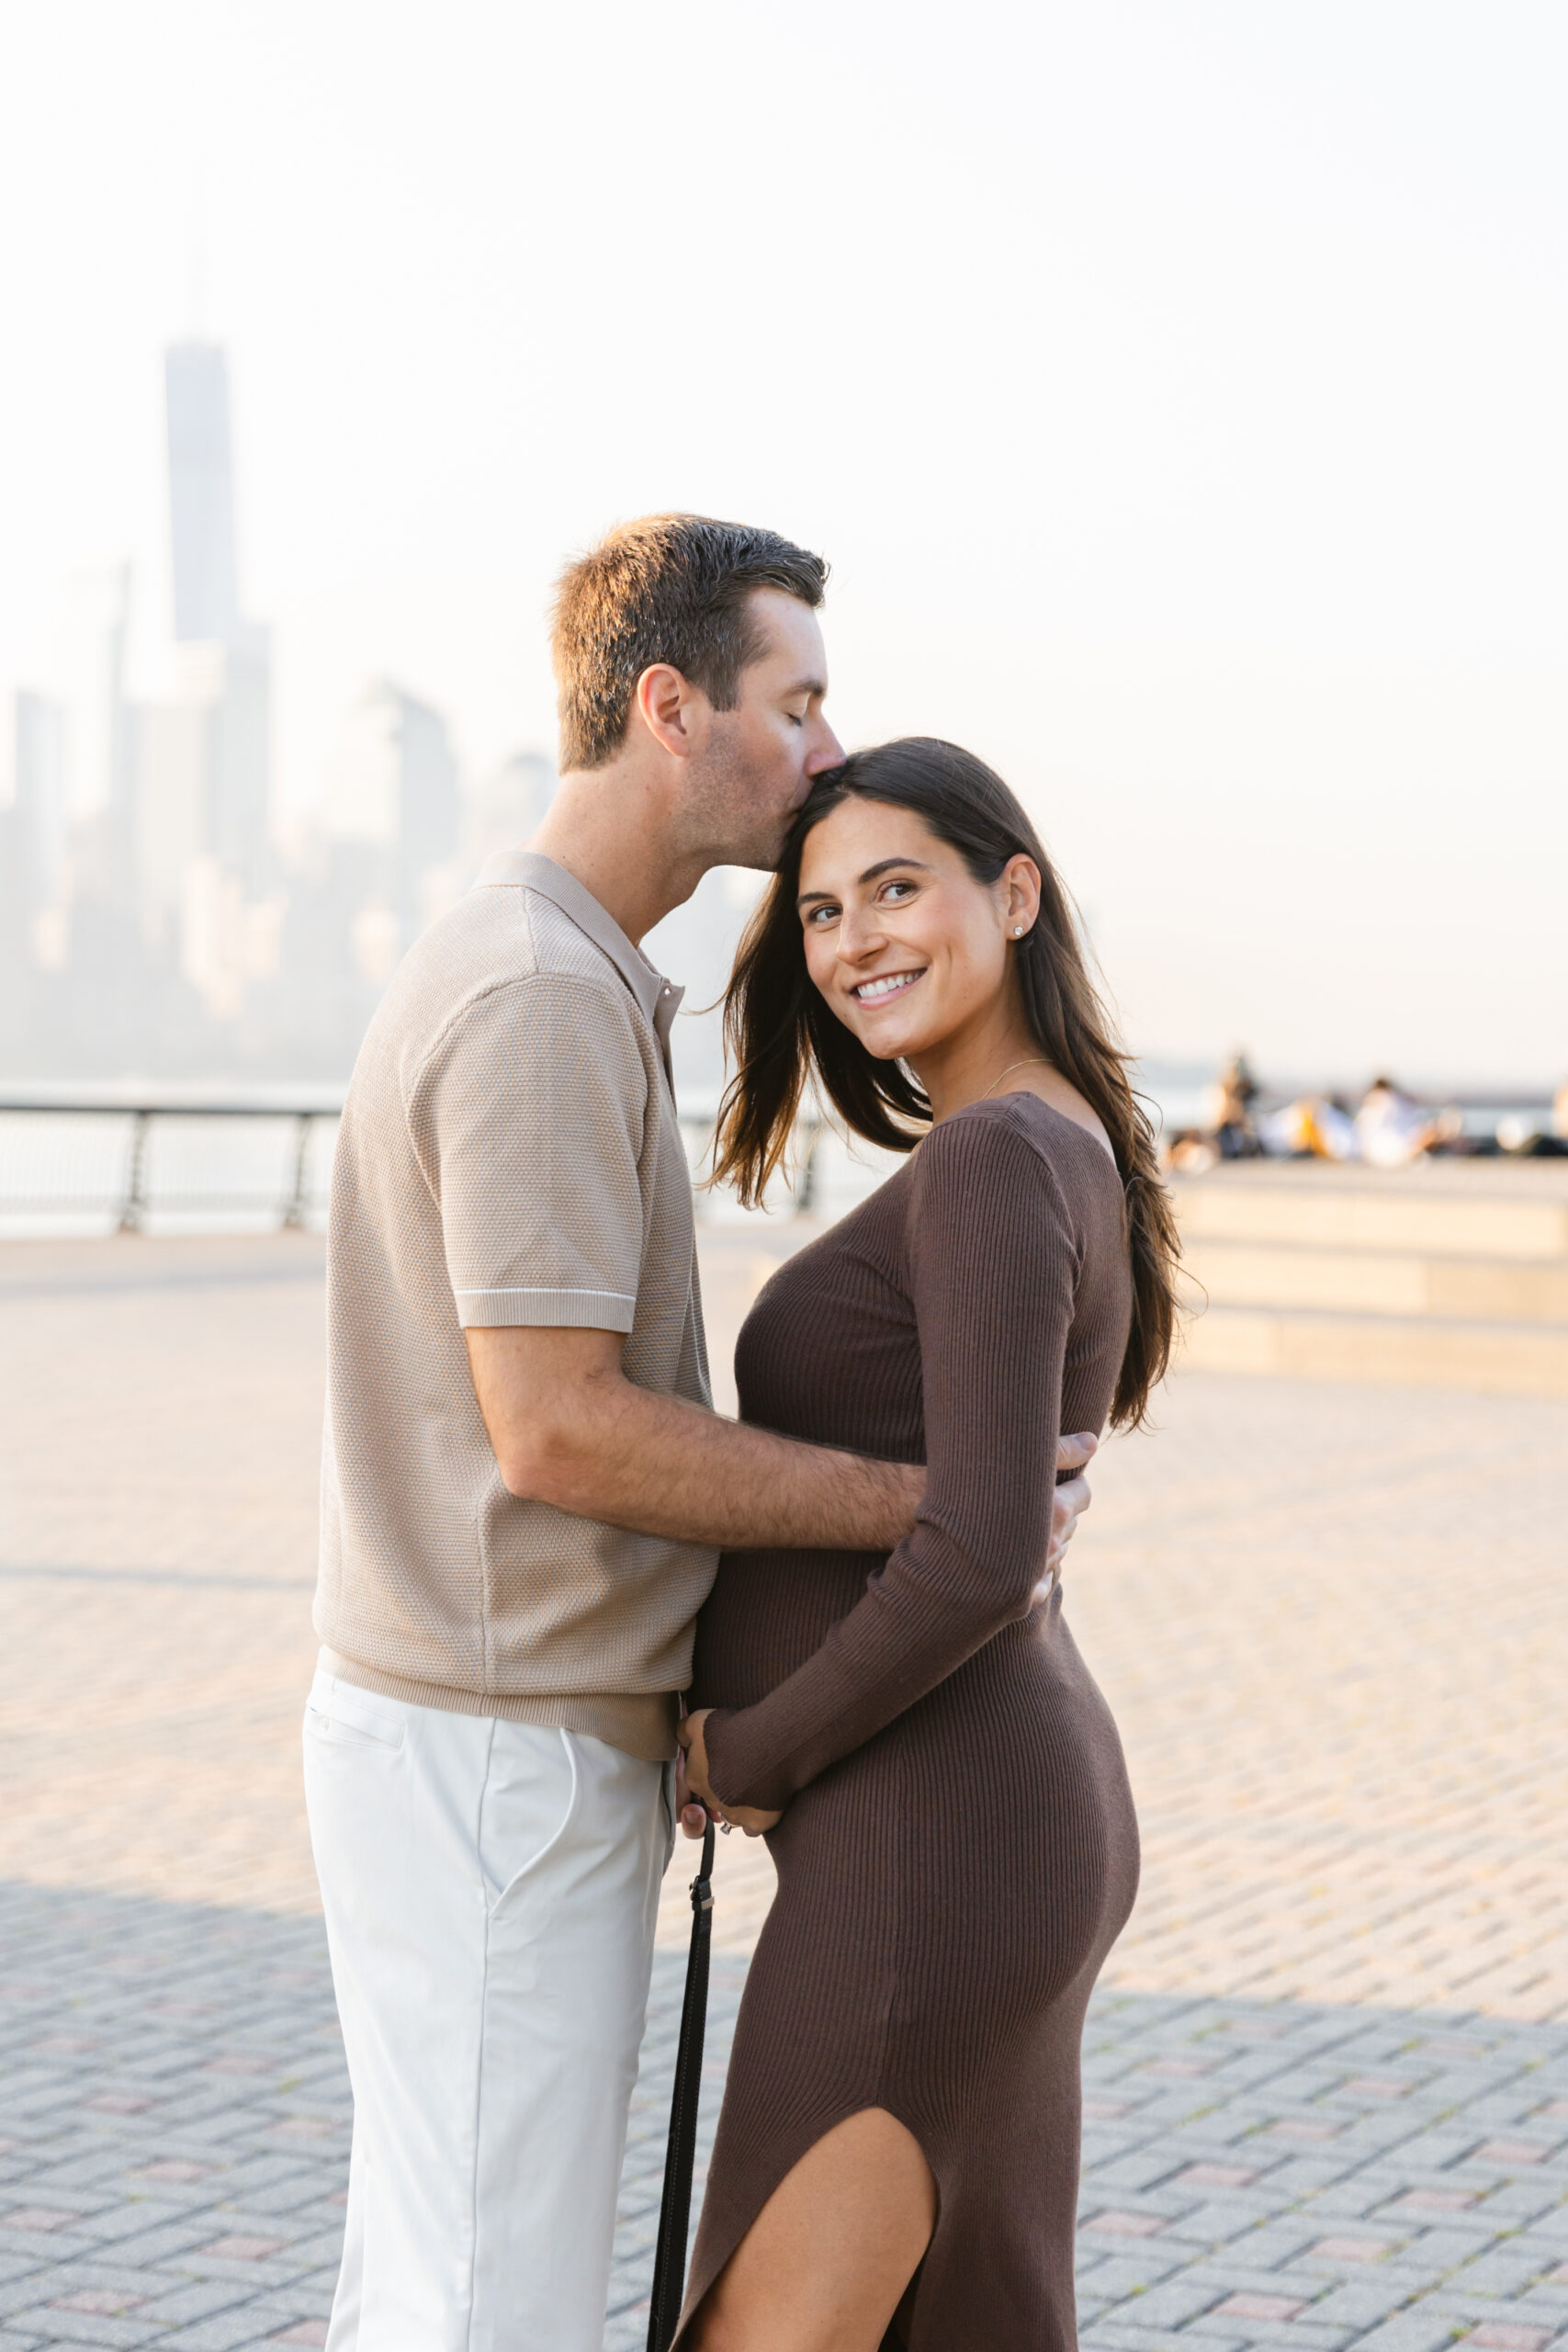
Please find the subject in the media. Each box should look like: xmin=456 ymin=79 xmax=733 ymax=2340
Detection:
xmin=454 ymin=1283 xmax=637 ymax=1333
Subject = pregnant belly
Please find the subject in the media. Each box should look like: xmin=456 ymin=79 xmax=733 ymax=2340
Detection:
xmin=689 ymin=1544 xmax=886 ymax=1713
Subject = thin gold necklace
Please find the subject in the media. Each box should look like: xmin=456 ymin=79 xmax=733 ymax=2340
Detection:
xmin=918 ymin=1058 xmax=1051 ymax=1144
xmin=978 ymin=1057 xmax=1050 ymax=1102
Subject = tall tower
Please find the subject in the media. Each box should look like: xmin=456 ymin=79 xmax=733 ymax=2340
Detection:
xmin=139 ymin=340 xmax=272 ymax=910
xmin=317 ymin=679 xmax=462 ymax=954
xmin=164 ymin=343 xmax=241 ymax=644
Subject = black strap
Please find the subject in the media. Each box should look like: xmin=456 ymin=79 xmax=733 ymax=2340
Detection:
xmin=646 ymin=1816 xmax=716 ymax=2352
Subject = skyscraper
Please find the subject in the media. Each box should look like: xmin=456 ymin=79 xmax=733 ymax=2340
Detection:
xmin=140 ymin=341 xmax=273 ymax=901
xmin=12 ymin=691 xmax=70 ymax=923
xmin=43 ymin=564 xmax=135 ymax=910
xmin=164 ymin=342 xmax=241 ymax=644
xmin=317 ymin=679 xmax=462 ymax=954
xmin=55 ymin=564 xmax=132 ymax=824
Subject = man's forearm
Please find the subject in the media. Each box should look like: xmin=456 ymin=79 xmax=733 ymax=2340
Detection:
xmin=500 ymin=1362 xmax=919 ymax=1552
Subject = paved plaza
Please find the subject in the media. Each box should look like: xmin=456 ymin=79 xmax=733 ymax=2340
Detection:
xmin=1 ymin=1228 xmax=1564 ymax=2350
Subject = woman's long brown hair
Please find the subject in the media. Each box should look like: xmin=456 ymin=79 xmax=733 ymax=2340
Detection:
xmin=711 ymin=737 xmax=1181 ymax=1427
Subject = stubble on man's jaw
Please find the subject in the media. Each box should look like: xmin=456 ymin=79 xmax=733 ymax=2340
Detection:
xmin=682 ymin=726 xmax=800 ymax=876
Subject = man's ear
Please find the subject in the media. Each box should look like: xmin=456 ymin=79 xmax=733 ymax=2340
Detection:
xmin=633 ymin=662 xmax=707 ymax=760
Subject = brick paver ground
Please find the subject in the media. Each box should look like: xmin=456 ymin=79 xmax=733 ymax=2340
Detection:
xmin=2 ymin=1228 xmax=1564 ymax=2350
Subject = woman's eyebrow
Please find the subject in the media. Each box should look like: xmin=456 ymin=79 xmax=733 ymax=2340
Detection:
xmin=796 ymin=857 xmax=933 ymax=910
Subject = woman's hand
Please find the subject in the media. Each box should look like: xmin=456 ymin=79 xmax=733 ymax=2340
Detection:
xmin=678 ymin=1707 xmax=784 ymax=1838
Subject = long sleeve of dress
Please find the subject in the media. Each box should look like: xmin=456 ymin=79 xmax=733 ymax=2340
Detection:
xmin=702 ymin=1102 xmax=1081 ymax=1814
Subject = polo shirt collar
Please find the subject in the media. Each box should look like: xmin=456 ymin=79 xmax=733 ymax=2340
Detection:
xmin=473 ymin=848 xmax=685 ymax=1053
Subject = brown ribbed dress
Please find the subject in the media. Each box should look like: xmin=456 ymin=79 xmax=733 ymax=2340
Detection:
xmin=682 ymin=1094 xmax=1141 ymax=2349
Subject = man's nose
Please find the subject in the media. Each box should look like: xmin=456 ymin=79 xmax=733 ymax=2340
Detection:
xmin=806 ymin=720 xmax=846 ymax=776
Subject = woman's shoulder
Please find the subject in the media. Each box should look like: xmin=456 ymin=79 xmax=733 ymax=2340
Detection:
xmin=904 ymin=1098 xmax=1129 ymax=1312
xmin=918 ymin=1091 xmax=1120 ymax=1204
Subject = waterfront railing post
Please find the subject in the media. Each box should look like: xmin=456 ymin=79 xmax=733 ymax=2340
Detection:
xmin=283 ymin=1112 xmax=313 ymax=1229
xmin=119 ymin=1110 xmax=152 ymax=1233
xmin=792 ymin=1117 xmax=820 ymax=1215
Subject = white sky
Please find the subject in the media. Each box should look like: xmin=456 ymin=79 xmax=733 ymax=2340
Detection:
xmin=2 ymin=0 xmax=1564 ymax=1088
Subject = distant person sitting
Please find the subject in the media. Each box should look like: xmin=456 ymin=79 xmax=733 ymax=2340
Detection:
xmin=1200 ymin=1052 xmax=1262 ymax=1159
xmin=1255 ymin=1092 xmax=1359 ymax=1159
xmin=1161 ymin=1051 xmax=1262 ymax=1172
xmin=1355 ymin=1075 xmax=1438 ymax=1168
xmin=1550 ymin=1080 xmax=1568 ymax=1154
xmin=1496 ymin=1080 xmax=1568 ymax=1156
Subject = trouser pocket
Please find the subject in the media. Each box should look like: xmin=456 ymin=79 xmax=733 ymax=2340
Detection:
xmin=479 ymin=1724 xmax=581 ymax=1917
xmin=303 ymin=1677 xmax=408 ymax=1757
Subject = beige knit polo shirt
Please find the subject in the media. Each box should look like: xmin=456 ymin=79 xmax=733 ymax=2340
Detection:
xmin=313 ymin=850 xmax=716 ymax=1762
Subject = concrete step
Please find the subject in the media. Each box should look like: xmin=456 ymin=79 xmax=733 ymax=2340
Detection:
xmin=1183 ymin=1240 xmax=1568 ymax=1324
xmin=1173 ymin=1182 xmax=1568 ymax=1261
xmin=1180 ymin=1305 xmax=1568 ymax=1396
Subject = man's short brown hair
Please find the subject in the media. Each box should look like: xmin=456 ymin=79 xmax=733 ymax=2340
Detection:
xmin=551 ymin=514 xmax=828 ymax=772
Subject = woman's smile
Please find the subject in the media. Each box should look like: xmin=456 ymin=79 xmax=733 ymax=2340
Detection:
xmin=851 ymin=967 xmax=927 ymax=1005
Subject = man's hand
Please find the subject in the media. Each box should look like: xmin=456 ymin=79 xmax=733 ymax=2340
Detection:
xmin=674 ymin=1738 xmax=711 ymax=1840
xmin=1031 ymin=1430 xmax=1098 ymax=1606
xmin=677 ymin=1708 xmax=782 ymax=1838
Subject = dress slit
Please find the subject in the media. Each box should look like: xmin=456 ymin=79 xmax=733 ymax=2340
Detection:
xmin=672 ymin=2101 xmax=940 ymax=2348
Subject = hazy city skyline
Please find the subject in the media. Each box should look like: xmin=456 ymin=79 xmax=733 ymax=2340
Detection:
xmin=2 ymin=0 xmax=1564 ymax=1088
xmin=1 ymin=335 xmax=574 ymax=1083
xmin=0 ymin=333 xmax=765 ymax=1100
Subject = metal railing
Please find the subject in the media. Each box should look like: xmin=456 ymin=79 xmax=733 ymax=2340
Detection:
xmin=0 ymin=1097 xmax=845 ymax=1235
xmin=0 ymin=1099 xmax=343 ymax=1233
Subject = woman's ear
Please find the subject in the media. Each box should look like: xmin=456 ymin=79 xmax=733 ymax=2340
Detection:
xmin=1002 ymin=854 xmax=1043 ymax=937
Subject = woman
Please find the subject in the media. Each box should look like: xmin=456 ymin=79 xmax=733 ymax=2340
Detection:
xmin=676 ymin=738 xmax=1180 ymax=2352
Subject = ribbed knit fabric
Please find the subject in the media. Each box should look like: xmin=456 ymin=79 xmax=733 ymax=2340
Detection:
xmin=682 ymin=1094 xmax=1141 ymax=2350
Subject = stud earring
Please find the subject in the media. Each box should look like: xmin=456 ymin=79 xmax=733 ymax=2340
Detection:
xmin=1013 ymin=925 xmax=1024 ymax=937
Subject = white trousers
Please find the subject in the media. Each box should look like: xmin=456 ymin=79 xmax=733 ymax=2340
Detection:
xmin=302 ymin=1662 xmax=674 ymax=2352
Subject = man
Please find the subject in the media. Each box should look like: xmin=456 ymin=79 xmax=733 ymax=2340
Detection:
xmin=304 ymin=514 xmax=1094 ymax=2350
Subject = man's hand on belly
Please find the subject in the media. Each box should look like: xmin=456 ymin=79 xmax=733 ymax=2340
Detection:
xmin=1033 ymin=1431 xmax=1098 ymax=1603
